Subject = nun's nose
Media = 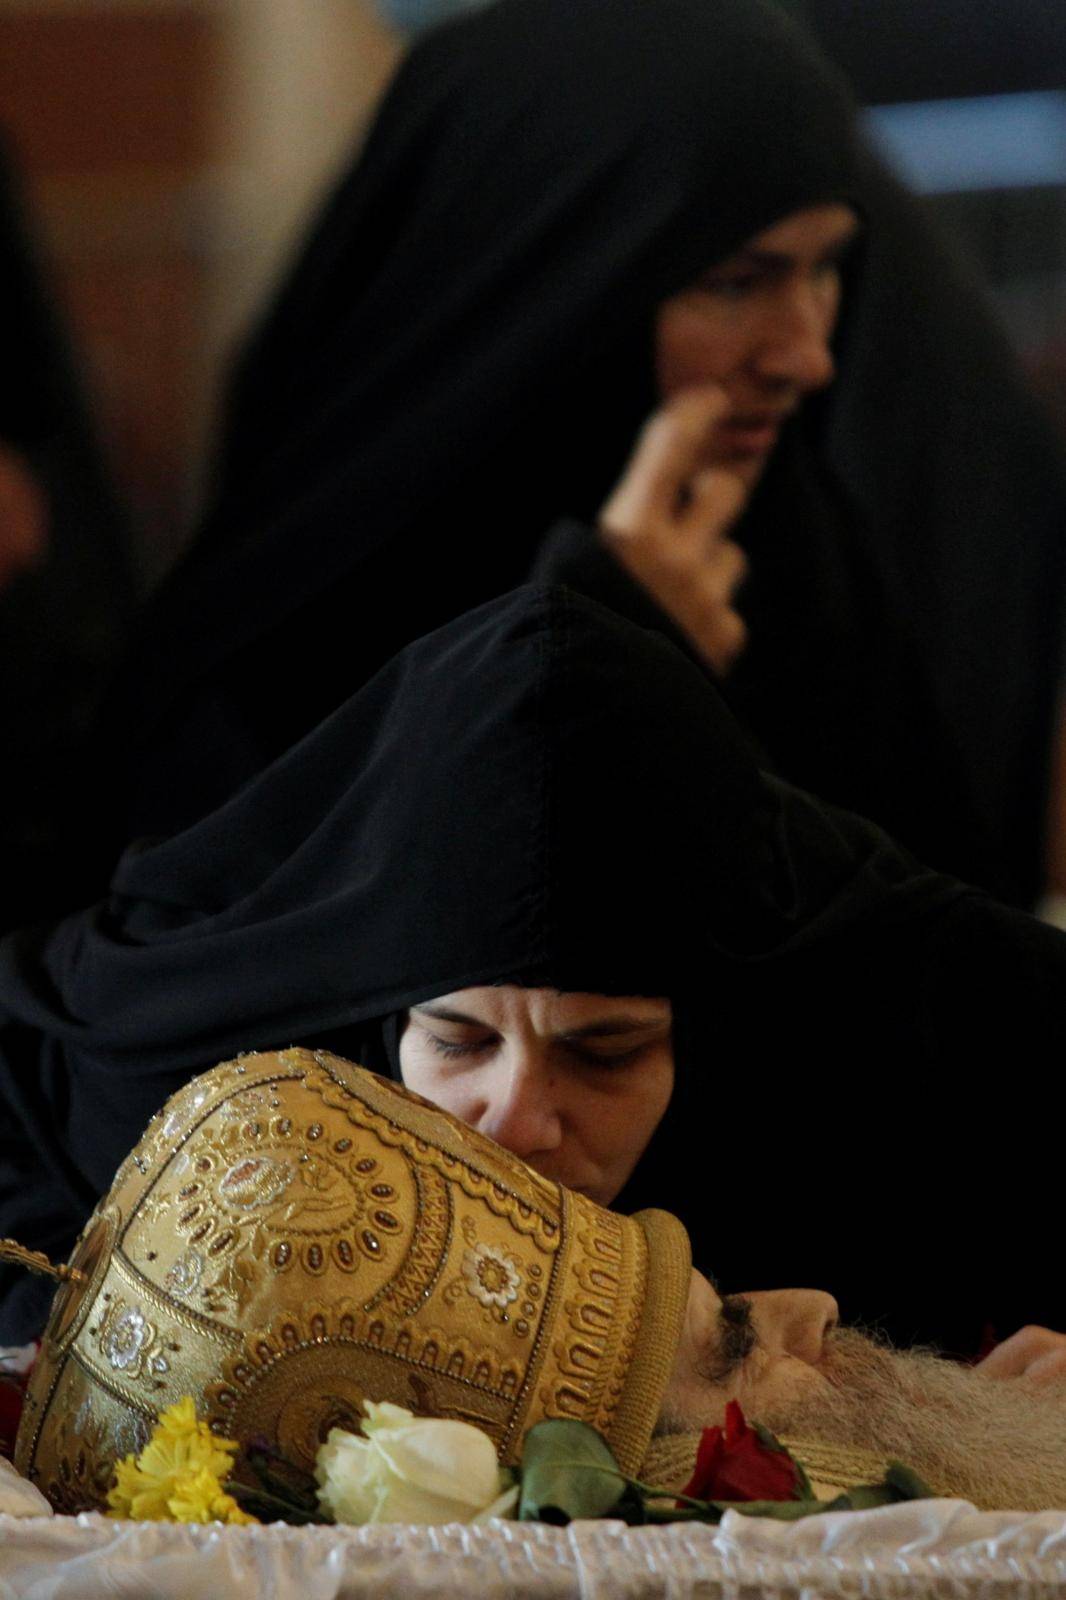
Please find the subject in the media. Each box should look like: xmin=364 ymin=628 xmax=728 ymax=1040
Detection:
xmin=756 ymin=286 xmax=837 ymax=393
xmin=476 ymin=1052 xmax=564 ymax=1161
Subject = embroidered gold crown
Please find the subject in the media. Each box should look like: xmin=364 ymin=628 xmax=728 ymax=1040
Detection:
xmin=15 ymin=1049 xmax=691 ymax=1512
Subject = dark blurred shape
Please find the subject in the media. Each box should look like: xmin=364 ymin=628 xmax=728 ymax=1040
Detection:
xmin=860 ymin=84 xmax=1066 ymax=514
xmin=5 ymin=587 xmax=1066 ymax=1350
xmin=0 ymin=139 xmax=133 ymax=930
xmin=373 ymin=0 xmax=493 ymax=32
xmin=866 ymin=89 xmax=1066 ymax=522
xmin=802 ymin=0 xmax=1066 ymax=105
xmin=0 ymin=5 xmax=219 ymax=583
xmin=94 ymin=0 xmax=1066 ymax=908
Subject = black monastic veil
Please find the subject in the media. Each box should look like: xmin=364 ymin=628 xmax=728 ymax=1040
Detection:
xmin=93 ymin=0 xmax=1066 ymax=906
xmin=3 ymin=588 xmax=1063 ymax=1351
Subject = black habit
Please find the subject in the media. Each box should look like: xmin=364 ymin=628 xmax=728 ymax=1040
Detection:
xmin=92 ymin=0 xmax=1066 ymax=907
xmin=4 ymin=587 xmax=1063 ymax=1354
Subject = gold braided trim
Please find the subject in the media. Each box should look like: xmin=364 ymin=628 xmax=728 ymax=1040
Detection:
xmin=778 ymin=1435 xmax=896 ymax=1492
xmin=607 ymin=1209 xmax=691 ymax=1478
xmin=527 ymin=1192 xmax=644 ymax=1453
xmin=640 ymin=1431 xmax=702 ymax=1493
xmin=781 ymin=1436 xmax=955 ymax=1500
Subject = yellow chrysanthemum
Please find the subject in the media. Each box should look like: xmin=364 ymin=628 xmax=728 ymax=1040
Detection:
xmin=153 ymin=1396 xmax=201 ymax=1441
xmin=168 ymin=1466 xmax=257 ymax=1525
xmin=136 ymin=1425 xmax=233 ymax=1485
xmin=106 ymin=1396 xmax=257 ymax=1524
xmin=107 ymin=1456 xmax=159 ymax=1521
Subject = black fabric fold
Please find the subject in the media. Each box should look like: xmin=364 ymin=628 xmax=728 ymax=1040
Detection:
xmin=3 ymin=586 xmax=1064 ymax=1351
xmin=89 ymin=0 xmax=1065 ymax=904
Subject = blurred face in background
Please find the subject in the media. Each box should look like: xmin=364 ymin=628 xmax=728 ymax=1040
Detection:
xmin=399 ymin=985 xmax=674 ymax=1204
xmin=654 ymin=203 xmax=860 ymax=486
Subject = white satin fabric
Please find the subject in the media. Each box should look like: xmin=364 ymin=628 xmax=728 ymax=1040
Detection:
xmin=0 ymin=1457 xmax=51 ymax=1521
xmin=2 ymin=1501 xmax=1066 ymax=1599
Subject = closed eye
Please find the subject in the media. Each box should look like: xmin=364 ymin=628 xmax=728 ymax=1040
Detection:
xmin=698 ymin=269 xmax=768 ymax=299
xmin=565 ymin=1043 xmax=650 ymax=1069
xmin=426 ymin=1034 xmax=494 ymax=1060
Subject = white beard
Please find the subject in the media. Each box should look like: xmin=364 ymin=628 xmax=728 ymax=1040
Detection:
xmin=758 ymin=1329 xmax=1066 ymax=1514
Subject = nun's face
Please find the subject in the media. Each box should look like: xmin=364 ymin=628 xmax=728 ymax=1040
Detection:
xmin=398 ymin=986 xmax=673 ymax=1205
xmin=654 ymin=204 xmax=859 ymax=486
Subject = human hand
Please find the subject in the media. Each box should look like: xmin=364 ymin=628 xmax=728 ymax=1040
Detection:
xmin=977 ymin=1326 xmax=1066 ymax=1383
xmin=598 ymin=387 xmax=750 ymax=676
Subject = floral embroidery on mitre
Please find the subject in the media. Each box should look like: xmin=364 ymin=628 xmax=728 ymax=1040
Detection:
xmin=161 ymin=1089 xmax=208 ymax=1142
xmin=96 ymin=1301 xmax=170 ymax=1386
xmin=104 ymin=1307 xmax=151 ymax=1371
xmin=164 ymin=1249 xmax=204 ymax=1298
xmin=462 ymin=1243 xmax=521 ymax=1310
xmin=217 ymin=1155 xmax=294 ymax=1210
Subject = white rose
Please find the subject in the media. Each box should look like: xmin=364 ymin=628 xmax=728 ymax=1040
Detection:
xmin=316 ymin=1400 xmax=519 ymax=1525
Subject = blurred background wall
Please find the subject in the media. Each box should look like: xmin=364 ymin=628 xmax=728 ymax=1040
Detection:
xmin=0 ymin=0 xmax=1062 ymax=585
xmin=821 ymin=0 xmax=1066 ymax=444
xmin=0 ymin=0 xmax=399 ymax=584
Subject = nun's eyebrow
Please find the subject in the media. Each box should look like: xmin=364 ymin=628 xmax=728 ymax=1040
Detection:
xmin=556 ymin=1017 xmax=671 ymax=1040
xmin=411 ymin=1005 xmax=491 ymax=1026
xmin=412 ymin=1005 xmax=669 ymax=1038
xmin=729 ymin=237 xmax=857 ymax=274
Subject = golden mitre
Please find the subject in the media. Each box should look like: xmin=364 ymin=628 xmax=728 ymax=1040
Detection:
xmin=15 ymin=1049 xmax=691 ymax=1513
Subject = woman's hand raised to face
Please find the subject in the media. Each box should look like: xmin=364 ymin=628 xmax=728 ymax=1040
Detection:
xmin=598 ymin=387 xmax=752 ymax=677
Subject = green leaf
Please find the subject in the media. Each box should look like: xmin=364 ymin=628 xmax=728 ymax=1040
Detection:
xmin=884 ymin=1462 xmax=934 ymax=1501
xmin=725 ymin=1464 xmax=934 ymax=1521
xmin=518 ymin=1420 xmax=629 ymax=1524
xmin=728 ymin=1496 xmax=849 ymax=1521
xmin=643 ymin=1503 xmax=726 ymax=1524
xmin=515 ymin=1421 xmax=935 ymax=1529
xmin=834 ymin=1483 xmax=908 ymax=1512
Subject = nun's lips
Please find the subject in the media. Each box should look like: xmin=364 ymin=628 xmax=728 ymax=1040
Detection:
xmin=720 ymin=411 xmax=791 ymax=456
xmin=537 ymin=1171 xmax=599 ymax=1201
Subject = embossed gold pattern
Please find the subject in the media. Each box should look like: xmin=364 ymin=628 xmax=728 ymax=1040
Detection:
xmin=16 ymin=1050 xmax=691 ymax=1509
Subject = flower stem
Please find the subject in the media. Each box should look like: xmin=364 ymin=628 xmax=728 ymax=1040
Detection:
xmin=523 ymin=1458 xmax=714 ymax=1515
xmin=225 ymin=1479 xmax=325 ymax=1525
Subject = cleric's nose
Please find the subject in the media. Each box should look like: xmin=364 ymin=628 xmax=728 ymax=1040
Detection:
xmin=745 ymin=1288 xmax=839 ymax=1367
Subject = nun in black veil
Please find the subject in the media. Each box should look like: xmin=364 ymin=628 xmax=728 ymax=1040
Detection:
xmin=4 ymin=586 xmax=1064 ymax=1360
xmin=94 ymin=0 xmax=1066 ymax=909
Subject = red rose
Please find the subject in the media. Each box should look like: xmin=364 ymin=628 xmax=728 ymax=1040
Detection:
xmin=0 ymin=1343 xmax=37 ymax=1462
xmin=0 ymin=1375 xmax=25 ymax=1461
xmin=681 ymin=1401 xmax=803 ymax=1503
